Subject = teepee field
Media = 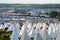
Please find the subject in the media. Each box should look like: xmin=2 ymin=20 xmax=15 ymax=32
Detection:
xmin=0 ymin=20 xmax=59 ymax=40
xmin=0 ymin=29 xmax=56 ymax=40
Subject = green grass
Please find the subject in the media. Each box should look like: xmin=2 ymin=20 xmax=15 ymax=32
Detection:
xmin=0 ymin=29 xmax=12 ymax=40
xmin=0 ymin=37 xmax=3 ymax=40
xmin=0 ymin=37 xmax=10 ymax=40
xmin=31 ymin=38 xmax=34 ymax=40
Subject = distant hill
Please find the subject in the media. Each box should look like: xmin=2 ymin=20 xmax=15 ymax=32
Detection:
xmin=0 ymin=4 xmax=60 ymax=8
xmin=0 ymin=4 xmax=60 ymax=13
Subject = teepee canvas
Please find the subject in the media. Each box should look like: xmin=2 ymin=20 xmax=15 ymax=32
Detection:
xmin=7 ymin=23 xmax=14 ymax=32
xmin=48 ymin=23 xmax=54 ymax=38
xmin=20 ymin=21 xmax=31 ymax=40
xmin=4 ymin=22 xmax=10 ymax=28
xmin=10 ymin=22 xmax=20 ymax=40
xmin=56 ymin=23 xmax=60 ymax=40
xmin=27 ymin=23 xmax=32 ymax=34
xmin=56 ymin=33 xmax=60 ymax=40
xmin=29 ymin=26 xmax=35 ymax=38
xmin=34 ymin=22 xmax=43 ymax=40
xmin=20 ymin=21 xmax=29 ymax=36
xmin=20 ymin=23 xmax=26 ymax=36
xmin=39 ymin=23 xmax=51 ymax=40
xmin=53 ymin=23 xmax=59 ymax=38
xmin=0 ymin=24 xmax=4 ymax=29
xmin=10 ymin=28 xmax=20 ymax=40
xmin=20 ymin=30 xmax=31 ymax=40
xmin=15 ymin=22 xmax=20 ymax=33
xmin=58 ymin=23 xmax=60 ymax=33
xmin=34 ymin=33 xmax=43 ymax=40
xmin=34 ymin=31 xmax=43 ymax=40
xmin=42 ymin=28 xmax=51 ymax=40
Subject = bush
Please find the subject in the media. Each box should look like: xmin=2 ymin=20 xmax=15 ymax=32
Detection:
xmin=49 ymin=11 xmax=58 ymax=18
xmin=58 ymin=13 xmax=60 ymax=21
xmin=5 ymin=28 xmax=8 ymax=30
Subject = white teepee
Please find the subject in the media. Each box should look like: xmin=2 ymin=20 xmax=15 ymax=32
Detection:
xmin=53 ymin=23 xmax=59 ymax=38
xmin=20 ymin=21 xmax=31 ymax=40
xmin=56 ymin=33 xmax=60 ymax=40
xmin=4 ymin=22 xmax=10 ymax=28
xmin=20 ymin=23 xmax=26 ymax=36
xmin=58 ymin=23 xmax=60 ymax=33
xmin=6 ymin=21 xmax=20 ymax=40
xmin=39 ymin=23 xmax=51 ymax=40
xmin=0 ymin=24 xmax=4 ymax=29
xmin=20 ymin=21 xmax=29 ymax=36
xmin=27 ymin=23 xmax=32 ymax=34
xmin=34 ymin=33 xmax=43 ymax=40
xmin=29 ymin=25 xmax=35 ymax=38
xmin=15 ymin=22 xmax=20 ymax=33
xmin=48 ymin=23 xmax=54 ymax=38
xmin=7 ymin=23 xmax=14 ymax=32
xmin=10 ymin=28 xmax=20 ymax=40
xmin=34 ymin=28 xmax=43 ymax=40
xmin=56 ymin=23 xmax=60 ymax=40
xmin=42 ymin=28 xmax=51 ymax=40
xmin=20 ymin=30 xmax=31 ymax=40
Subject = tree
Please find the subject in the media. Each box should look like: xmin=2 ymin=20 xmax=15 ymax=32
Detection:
xmin=49 ymin=11 xmax=58 ymax=18
xmin=58 ymin=13 xmax=60 ymax=21
xmin=18 ymin=10 xmax=27 ymax=14
xmin=13 ymin=7 xmax=18 ymax=13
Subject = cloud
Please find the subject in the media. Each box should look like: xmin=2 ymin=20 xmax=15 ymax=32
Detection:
xmin=0 ymin=0 xmax=60 ymax=4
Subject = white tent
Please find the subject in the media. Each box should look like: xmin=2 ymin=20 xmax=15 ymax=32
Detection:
xmin=7 ymin=22 xmax=20 ymax=32
xmin=48 ymin=23 xmax=59 ymax=40
xmin=0 ymin=24 xmax=4 ymax=29
xmin=10 ymin=22 xmax=20 ymax=40
xmin=10 ymin=28 xmax=20 ymax=40
xmin=57 ymin=23 xmax=60 ymax=33
xmin=38 ymin=22 xmax=51 ymax=40
xmin=53 ymin=23 xmax=59 ymax=38
xmin=34 ymin=27 xmax=43 ymax=40
xmin=29 ymin=26 xmax=35 ymax=38
xmin=27 ymin=23 xmax=32 ymax=34
xmin=56 ymin=23 xmax=60 ymax=40
xmin=34 ymin=32 xmax=43 ymax=40
xmin=20 ymin=21 xmax=31 ymax=40
xmin=56 ymin=33 xmax=60 ymax=40
xmin=20 ymin=21 xmax=29 ymax=37
xmin=4 ymin=22 xmax=10 ymax=28
xmin=20 ymin=30 xmax=31 ymax=40
xmin=35 ymin=22 xmax=46 ymax=36
xmin=42 ymin=28 xmax=51 ymax=40
xmin=20 ymin=23 xmax=26 ymax=36
xmin=7 ymin=23 xmax=14 ymax=32
xmin=48 ymin=23 xmax=54 ymax=38
xmin=15 ymin=22 xmax=20 ymax=33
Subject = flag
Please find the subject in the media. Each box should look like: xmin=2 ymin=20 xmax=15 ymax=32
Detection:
xmin=5 ymin=11 xmax=12 ymax=16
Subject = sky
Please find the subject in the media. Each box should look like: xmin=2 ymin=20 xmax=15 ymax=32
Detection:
xmin=0 ymin=0 xmax=60 ymax=4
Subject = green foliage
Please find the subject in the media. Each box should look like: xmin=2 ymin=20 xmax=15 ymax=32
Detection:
xmin=36 ymin=12 xmax=42 ymax=16
xmin=18 ymin=10 xmax=27 ymax=14
xmin=58 ymin=13 xmax=60 ymax=21
xmin=45 ymin=13 xmax=49 ymax=15
xmin=0 ymin=30 xmax=12 ymax=40
xmin=13 ymin=7 xmax=27 ymax=14
xmin=13 ymin=8 xmax=18 ymax=13
xmin=49 ymin=11 xmax=58 ymax=18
